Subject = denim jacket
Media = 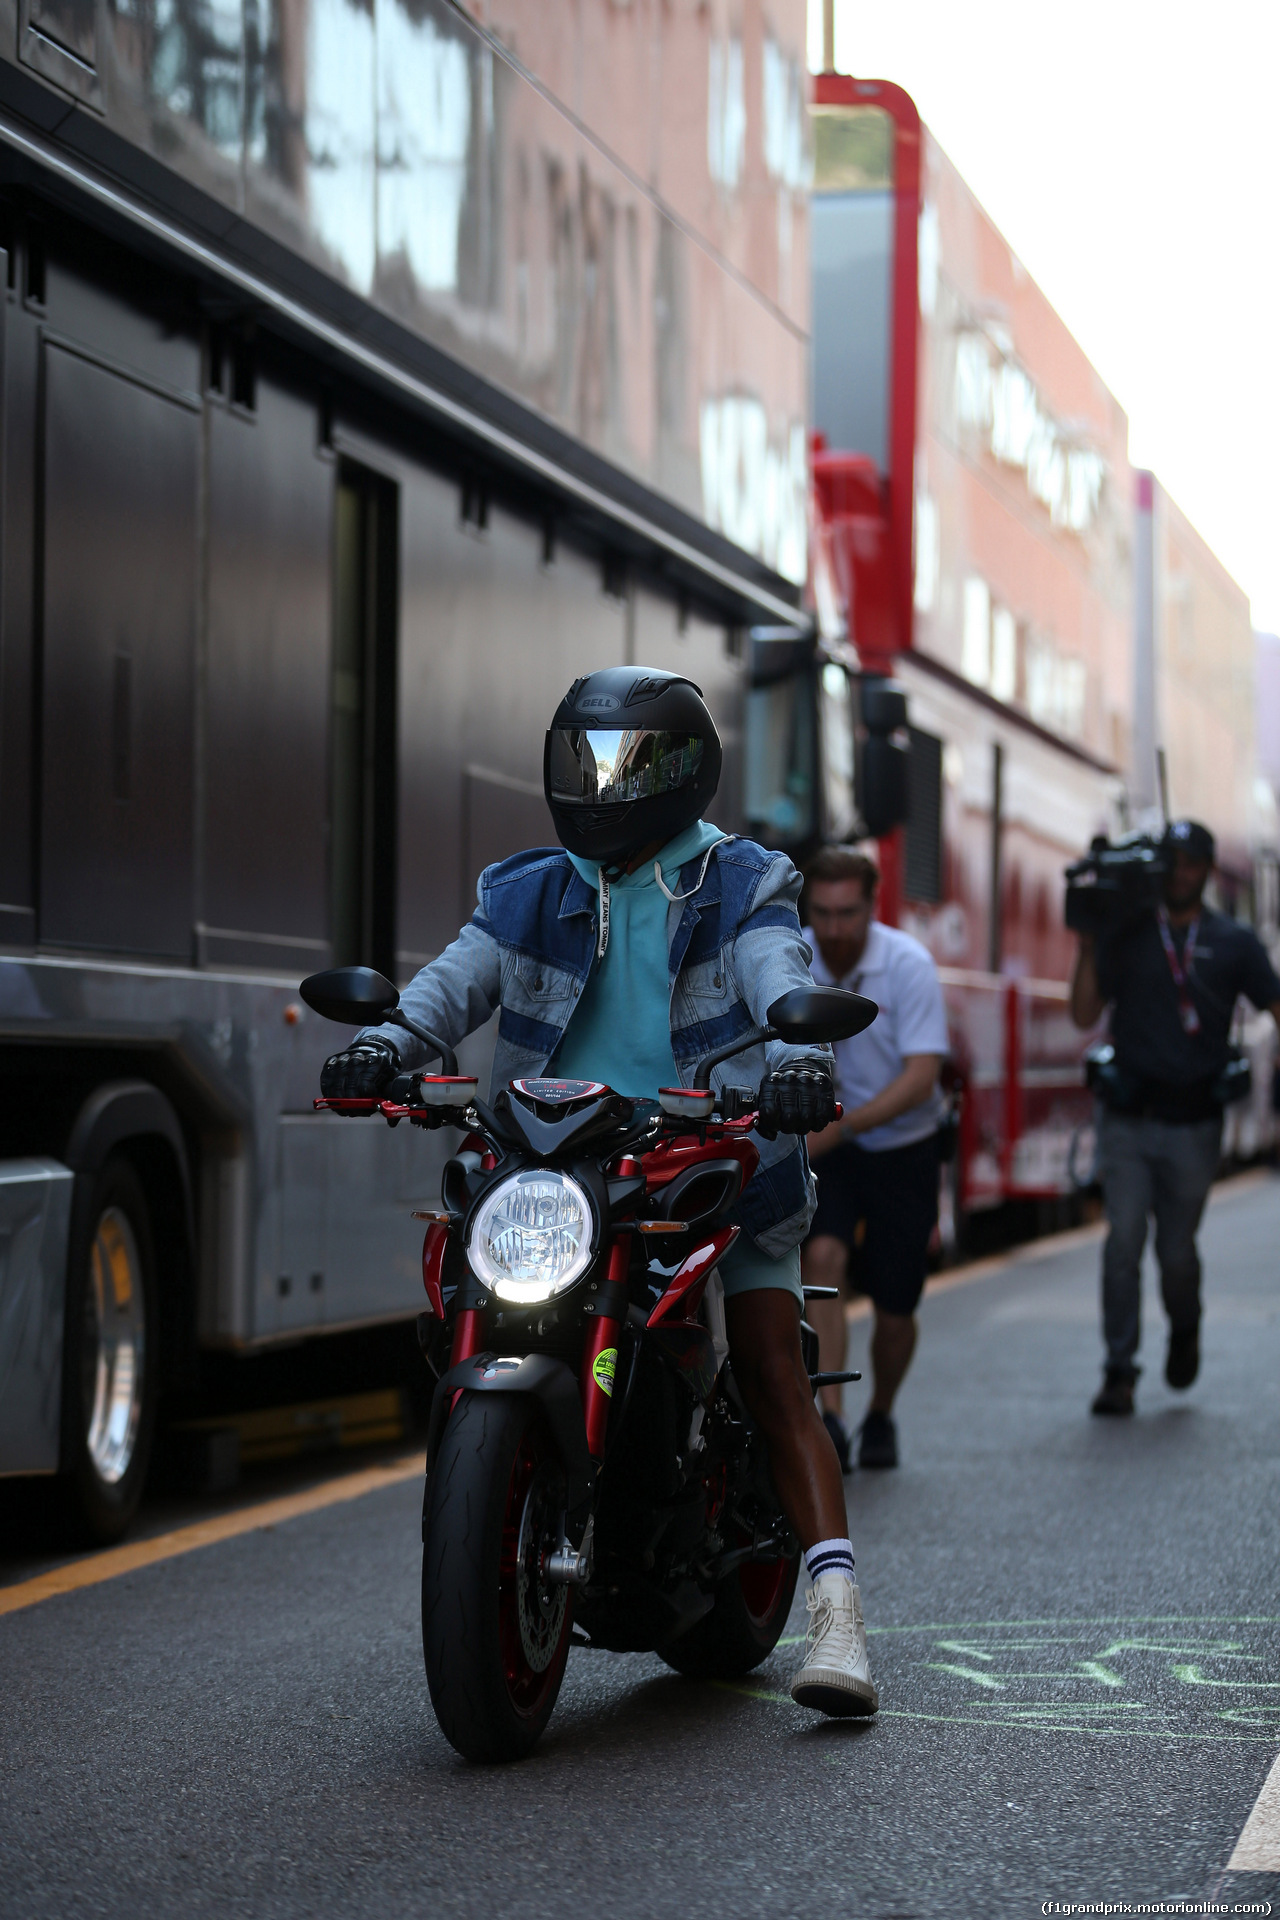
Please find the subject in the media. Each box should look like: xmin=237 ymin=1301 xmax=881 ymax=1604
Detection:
xmin=360 ymin=837 xmax=828 ymax=1256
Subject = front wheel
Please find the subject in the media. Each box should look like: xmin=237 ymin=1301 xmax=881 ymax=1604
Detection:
xmin=422 ymin=1395 xmax=574 ymax=1762
xmin=660 ymin=1536 xmax=800 ymax=1679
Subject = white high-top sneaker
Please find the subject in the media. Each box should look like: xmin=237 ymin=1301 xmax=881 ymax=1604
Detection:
xmin=789 ymin=1573 xmax=879 ymax=1717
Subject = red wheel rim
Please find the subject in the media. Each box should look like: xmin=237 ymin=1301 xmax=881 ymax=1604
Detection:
xmin=497 ymin=1426 xmax=572 ymax=1717
xmin=738 ymin=1552 xmax=789 ymax=1628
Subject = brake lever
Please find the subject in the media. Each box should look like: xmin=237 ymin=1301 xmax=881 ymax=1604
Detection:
xmin=717 ymin=1094 xmax=844 ymax=1134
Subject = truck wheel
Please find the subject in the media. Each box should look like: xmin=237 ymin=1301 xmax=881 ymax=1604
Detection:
xmin=422 ymin=1395 xmax=573 ymax=1762
xmin=660 ymin=1536 xmax=800 ymax=1680
xmin=60 ymin=1157 xmax=159 ymax=1543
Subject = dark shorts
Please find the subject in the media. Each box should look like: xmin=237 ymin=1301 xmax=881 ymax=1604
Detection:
xmin=806 ymin=1134 xmax=940 ymax=1317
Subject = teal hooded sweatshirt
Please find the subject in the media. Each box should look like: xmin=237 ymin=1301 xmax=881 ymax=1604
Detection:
xmin=552 ymin=818 xmax=801 ymax=1294
xmin=552 ymin=818 xmax=727 ymax=1097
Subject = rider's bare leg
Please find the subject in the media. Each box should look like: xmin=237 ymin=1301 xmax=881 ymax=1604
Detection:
xmin=724 ymin=1287 xmax=847 ymax=1549
xmin=799 ymin=1233 xmax=848 ymax=1414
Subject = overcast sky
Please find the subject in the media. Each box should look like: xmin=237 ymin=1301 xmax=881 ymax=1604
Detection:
xmin=807 ymin=0 xmax=1280 ymax=635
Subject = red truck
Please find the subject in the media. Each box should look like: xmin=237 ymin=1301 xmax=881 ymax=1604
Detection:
xmin=751 ymin=72 xmax=1138 ymax=1246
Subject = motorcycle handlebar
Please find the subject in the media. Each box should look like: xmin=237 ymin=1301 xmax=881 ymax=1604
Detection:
xmin=313 ymin=1090 xmax=843 ymax=1133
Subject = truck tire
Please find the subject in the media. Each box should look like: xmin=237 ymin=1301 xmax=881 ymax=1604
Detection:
xmin=422 ymin=1394 xmax=573 ymax=1762
xmin=659 ymin=1537 xmax=800 ymax=1680
xmin=60 ymin=1157 xmax=159 ymax=1543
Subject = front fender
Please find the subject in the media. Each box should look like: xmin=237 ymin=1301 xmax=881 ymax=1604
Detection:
xmin=425 ymin=1351 xmax=595 ymax=1511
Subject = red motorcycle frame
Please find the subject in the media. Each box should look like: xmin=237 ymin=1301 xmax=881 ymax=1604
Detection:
xmin=303 ymin=965 xmax=876 ymax=1762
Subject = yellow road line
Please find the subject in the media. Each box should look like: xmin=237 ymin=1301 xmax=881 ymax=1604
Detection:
xmin=841 ymin=1238 xmax=1085 ymax=1323
xmin=0 ymin=1451 xmax=425 ymax=1620
xmin=7 ymin=1177 xmax=1271 ymax=1622
xmin=839 ymin=1218 xmax=1104 ymax=1325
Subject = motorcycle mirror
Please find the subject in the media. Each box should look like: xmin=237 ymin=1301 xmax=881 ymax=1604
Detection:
xmin=299 ymin=966 xmax=400 ymax=1025
xmin=765 ymin=987 xmax=878 ymax=1044
xmin=690 ymin=985 xmax=879 ymax=1090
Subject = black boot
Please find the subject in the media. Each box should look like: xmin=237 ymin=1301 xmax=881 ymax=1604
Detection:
xmin=858 ymin=1410 xmax=898 ymax=1468
xmin=1166 ymin=1323 xmax=1200 ymax=1390
xmin=1091 ymin=1367 xmax=1137 ymax=1416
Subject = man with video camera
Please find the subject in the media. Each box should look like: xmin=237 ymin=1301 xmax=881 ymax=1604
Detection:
xmin=1070 ymin=819 xmax=1280 ymax=1415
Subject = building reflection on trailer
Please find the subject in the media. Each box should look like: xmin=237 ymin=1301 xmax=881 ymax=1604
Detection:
xmin=0 ymin=2 xmax=819 ymax=1535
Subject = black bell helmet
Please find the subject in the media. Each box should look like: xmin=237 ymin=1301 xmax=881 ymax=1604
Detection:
xmin=544 ymin=666 xmax=722 ymax=865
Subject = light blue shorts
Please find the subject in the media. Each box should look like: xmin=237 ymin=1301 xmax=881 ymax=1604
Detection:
xmin=717 ymin=1235 xmax=803 ymax=1308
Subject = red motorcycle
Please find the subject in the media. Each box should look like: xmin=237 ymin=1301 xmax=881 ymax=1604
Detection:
xmin=301 ymin=966 xmax=874 ymax=1762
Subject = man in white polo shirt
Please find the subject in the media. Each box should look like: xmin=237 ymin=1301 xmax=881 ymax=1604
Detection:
xmin=801 ymin=846 xmax=949 ymax=1470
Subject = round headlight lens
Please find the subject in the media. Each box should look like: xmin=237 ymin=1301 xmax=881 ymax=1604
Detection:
xmin=468 ymin=1170 xmax=595 ymax=1305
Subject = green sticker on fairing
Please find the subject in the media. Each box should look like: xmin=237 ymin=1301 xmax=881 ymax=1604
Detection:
xmin=592 ymin=1347 xmax=618 ymax=1397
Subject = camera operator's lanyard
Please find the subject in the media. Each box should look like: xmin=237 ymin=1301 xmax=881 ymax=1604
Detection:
xmin=1157 ymin=907 xmax=1201 ymax=1035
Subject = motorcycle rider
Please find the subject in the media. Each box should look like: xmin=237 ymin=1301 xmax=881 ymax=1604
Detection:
xmin=321 ymin=667 xmax=877 ymax=1717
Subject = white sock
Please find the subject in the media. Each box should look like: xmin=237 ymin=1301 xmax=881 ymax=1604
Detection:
xmin=804 ymin=1538 xmax=856 ymax=1588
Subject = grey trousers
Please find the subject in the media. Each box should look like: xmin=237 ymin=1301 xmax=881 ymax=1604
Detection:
xmin=1097 ymin=1108 xmax=1221 ymax=1373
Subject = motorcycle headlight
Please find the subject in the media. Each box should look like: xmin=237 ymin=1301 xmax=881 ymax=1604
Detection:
xmin=468 ymin=1170 xmax=595 ymax=1305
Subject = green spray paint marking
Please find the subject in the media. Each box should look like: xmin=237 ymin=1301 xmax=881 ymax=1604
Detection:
xmin=1172 ymin=1663 xmax=1280 ymax=1689
xmin=864 ymin=1613 xmax=1280 ymax=1637
xmin=1077 ymin=1662 xmax=1125 ymax=1688
xmin=924 ymin=1662 xmax=1006 ymax=1691
xmin=711 ymin=1614 xmax=1280 ymax=1744
xmin=710 ymin=1685 xmax=1279 ymax=1743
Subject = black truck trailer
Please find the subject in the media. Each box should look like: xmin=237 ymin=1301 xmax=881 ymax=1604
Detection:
xmin=0 ymin=0 xmax=823 ymax=1536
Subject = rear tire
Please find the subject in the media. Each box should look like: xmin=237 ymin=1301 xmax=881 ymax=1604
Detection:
xmin=422 ymin=1394 xmax=574 ymax=1762
xmin=59 ymin=1158 xmax=159 ymax=1544
xmin=660 ymin=1539 xmax=800 ymax=1679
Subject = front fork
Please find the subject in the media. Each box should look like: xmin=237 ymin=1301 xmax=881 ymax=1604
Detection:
xmin=443 ymin=1228 xmax=629 ymax=1463
xmin=579 ymin=1233 xmax=628 ymax=1458
xmin=580 ymin=1150 xmax=638 ymax=1458
xmin=448 ymin=1304 xmax=487 ymax=1369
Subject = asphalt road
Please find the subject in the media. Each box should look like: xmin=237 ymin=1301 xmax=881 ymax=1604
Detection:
xmin=3 ymin=1176 xmax=1279 ymax=1919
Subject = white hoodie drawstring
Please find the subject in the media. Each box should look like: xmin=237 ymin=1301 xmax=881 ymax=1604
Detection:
xmin=652 ymin=840 xmax=723 ymax=905
xmin=596 ymin=837 xmax=731 ymax=961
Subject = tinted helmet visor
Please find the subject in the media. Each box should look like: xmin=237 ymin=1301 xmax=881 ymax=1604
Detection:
xmin=547 ymin=728 xmax=705 ymax=807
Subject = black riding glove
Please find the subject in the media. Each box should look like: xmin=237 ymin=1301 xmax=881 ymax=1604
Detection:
xmin=320 ymin=1037 xmax=400 ymax=1099
xmin=755 ymin=1063 xmax=837 ymax=1140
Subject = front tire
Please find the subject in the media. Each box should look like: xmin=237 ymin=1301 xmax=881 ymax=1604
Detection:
xmin=422 ymin=1395 xmax=574 ymax=1762
xmin=60 ymin=1158 xmax=159 ymax=1544
xmin=660 ymin=1538 xmax=800 ymax=1679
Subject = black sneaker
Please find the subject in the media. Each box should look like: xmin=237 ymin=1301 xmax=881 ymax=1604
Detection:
xmin=1166 ymin=1325 xmax=1200 ymax=1391
xmin=822 ymin=1409 xmax=853 ymax=1475
xmin=858 ymin=1409 xmax=898 ymax=1469
xmin=1091 ymin=1368 xmax=1136 ymax=1416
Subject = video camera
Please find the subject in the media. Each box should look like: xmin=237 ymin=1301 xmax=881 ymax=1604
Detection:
xmin=1064 ymin=832 xmax=1169 ymax=937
